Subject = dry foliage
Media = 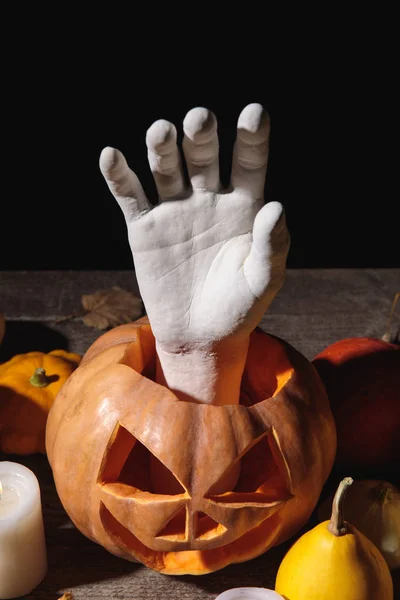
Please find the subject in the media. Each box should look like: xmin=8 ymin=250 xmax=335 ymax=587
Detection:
xmin=81 ymin=286 xmax=143 ymax=329
xmin=56 ymin=286 xmax=144 ymax=329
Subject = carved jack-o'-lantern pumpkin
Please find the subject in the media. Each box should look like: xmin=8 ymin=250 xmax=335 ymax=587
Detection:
xmin=46 ymin=317 xmax=336 ymax=575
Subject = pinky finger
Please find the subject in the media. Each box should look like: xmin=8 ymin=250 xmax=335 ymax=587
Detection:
xmin=99 ymin=147 xmax=151 ymax=222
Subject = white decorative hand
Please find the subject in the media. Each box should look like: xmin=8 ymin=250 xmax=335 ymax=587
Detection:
xmin=100 ymin=104 xmax=290 ymax=405
xmin=100 ymin=104 xmax=289 ymax=348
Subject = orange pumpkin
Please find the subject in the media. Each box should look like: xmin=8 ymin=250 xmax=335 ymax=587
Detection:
xmin=46 ymin=317 xmax=336 ymax=575
xmin=0 ymin=349 xmax=81 ymax=454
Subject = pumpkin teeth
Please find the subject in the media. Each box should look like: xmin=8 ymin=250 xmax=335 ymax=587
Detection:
xmin=156 ymin=506 xmax=188 ymax=541
xmin=193 ymin=512 xmax=227 ymax=541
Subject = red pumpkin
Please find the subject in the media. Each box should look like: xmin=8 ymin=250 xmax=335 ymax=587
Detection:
xmin=313 ymin=336 xmax=400 ymax=479
xmin=46 ymin=318 xmax=336 ymax=575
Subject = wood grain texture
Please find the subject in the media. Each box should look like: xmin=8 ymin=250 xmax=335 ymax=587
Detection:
xmin=0 ymin=269 xmax=399 ymax=599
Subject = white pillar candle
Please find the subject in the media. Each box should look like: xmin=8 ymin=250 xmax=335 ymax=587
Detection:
xmin=215 ymin=588 xmax=284 ymax=600
xmin=0 ymin=461 xmax=48 ymax=599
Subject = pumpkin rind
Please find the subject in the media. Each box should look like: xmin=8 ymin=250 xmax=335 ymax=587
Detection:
xmin=46 ymin=319 xmax=336 ymax=575
xmin=0 ymin=349 xmax=81 ymax=454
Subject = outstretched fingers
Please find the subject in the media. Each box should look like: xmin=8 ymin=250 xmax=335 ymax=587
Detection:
xmin=231 ymin=103 xmax=270 ymax=198
xmin=99 ymin=147 xmax=151 ymax=222
xmin=146 ymin=120 xmax=186 ymax=200
xmin=183 ymin=107 xmax=220 ymax=192
xmin=244 ymin=201 xmax=290 ymax=300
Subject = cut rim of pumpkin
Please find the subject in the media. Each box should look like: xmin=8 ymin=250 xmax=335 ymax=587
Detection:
xmin=119 ymin=326 xmax=295 ymax=406
xmin=240 ymin=329 xmax=295 ymax=406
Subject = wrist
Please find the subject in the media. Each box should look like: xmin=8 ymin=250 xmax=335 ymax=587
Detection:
xmin=155 ymin=336 xmax=250 ymax=406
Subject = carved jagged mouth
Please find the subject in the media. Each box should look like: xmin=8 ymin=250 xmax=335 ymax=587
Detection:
xmin=152 ymin=506 xmax=228 ymax=542
xmin=97 ymin=422 xmax=292 ymax=551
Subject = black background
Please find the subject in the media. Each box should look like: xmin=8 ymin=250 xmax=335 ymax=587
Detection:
xmin=1 ymin=26 xmax=398 ymax=272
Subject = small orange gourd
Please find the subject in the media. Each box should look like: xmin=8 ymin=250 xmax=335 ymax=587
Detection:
xmin=0 ymin=349 xmax=81 ymax=454
xmin=275 ymin=477 xmax=394 ymax=600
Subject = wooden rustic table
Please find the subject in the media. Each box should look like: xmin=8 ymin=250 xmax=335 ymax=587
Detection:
xmin=1 ymin=269 xmax=399 ymax=600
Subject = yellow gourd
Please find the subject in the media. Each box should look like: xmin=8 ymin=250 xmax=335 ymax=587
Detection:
xmin=0 ymin=349 xmax=81 ymax=455
xmin=317 ymin=479 xmax=400 ymax=570
xmin=275 ymin=477 xmax=394 ymax=600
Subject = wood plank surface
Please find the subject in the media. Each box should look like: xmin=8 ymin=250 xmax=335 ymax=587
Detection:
xmin=0 ymin=269 xmax=399 ymax=599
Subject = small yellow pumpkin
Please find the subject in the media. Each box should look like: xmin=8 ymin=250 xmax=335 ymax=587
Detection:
xmin=0 ymin=349 xmax=81 ymax=455
xmin=275 ymin=477 xmax=394 ymax=600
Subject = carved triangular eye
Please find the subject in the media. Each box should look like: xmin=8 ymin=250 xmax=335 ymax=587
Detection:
xmin=206 ymin=429 xmax=292 ymax=505
xmin=98 ymin=422 xmax=185 ymax=495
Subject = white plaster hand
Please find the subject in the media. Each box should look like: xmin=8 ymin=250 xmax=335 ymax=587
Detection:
xmin=100 ymin=104 xmax=289 ymax=406
xmin=100 ymin=104 xmax=290 ymax=353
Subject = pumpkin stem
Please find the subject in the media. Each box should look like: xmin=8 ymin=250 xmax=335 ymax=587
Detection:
xmin=328 ymin=476 xmax=353 ymax=536
xmin=382 ymin=291 xmax=399 ymax=343
xmin=29 ymin=367 xmax=50 ymax=388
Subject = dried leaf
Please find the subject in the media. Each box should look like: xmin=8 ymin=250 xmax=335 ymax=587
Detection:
xmin=58 ymin=593 xmax=73 ymax=600
xmin=81 ymin=286 xmax=144 ymax=330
